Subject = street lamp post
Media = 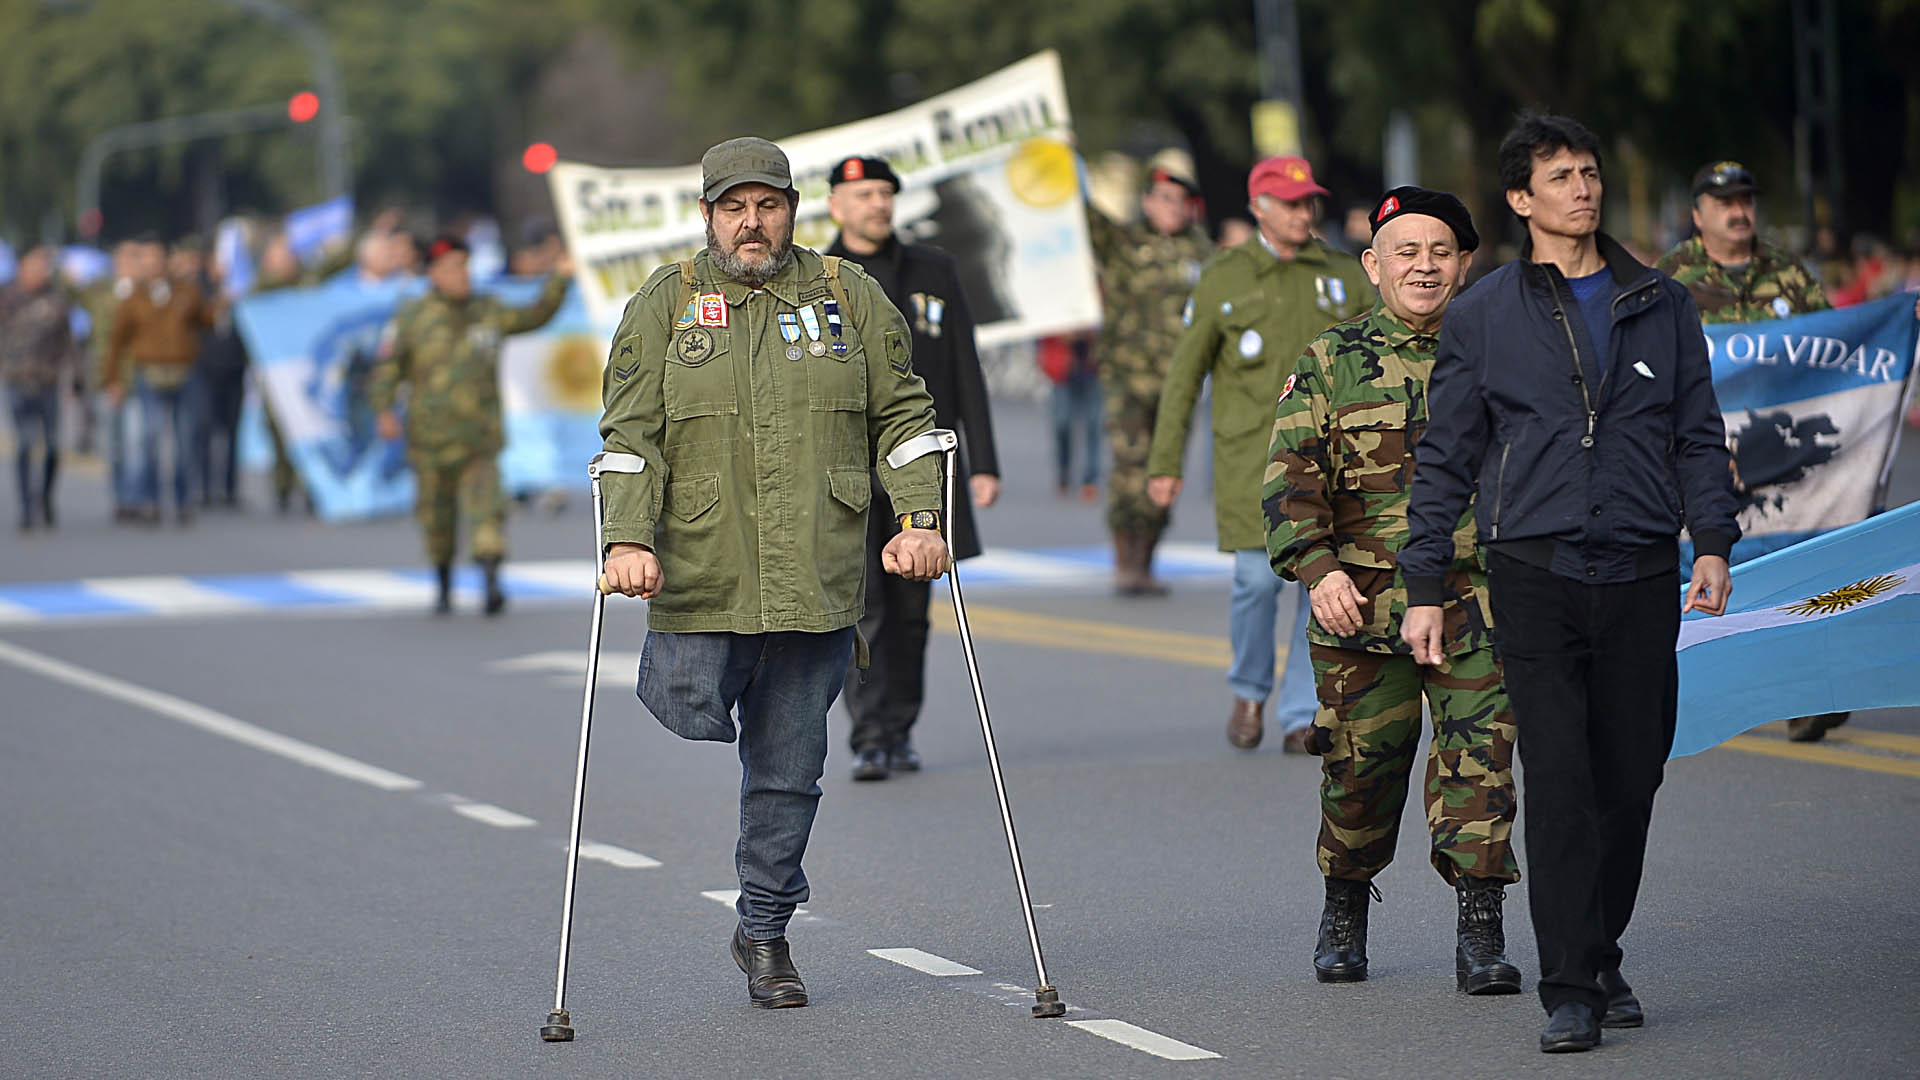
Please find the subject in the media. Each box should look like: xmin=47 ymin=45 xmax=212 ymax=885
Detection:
xmin=216 ymin=0 xmax=349 ymax=202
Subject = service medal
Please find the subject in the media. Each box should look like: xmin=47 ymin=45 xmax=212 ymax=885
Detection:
xmin=786 ymin=345 xmax=803 ymax=361
xmin=809 ymin=340 xmax=827 ymax=356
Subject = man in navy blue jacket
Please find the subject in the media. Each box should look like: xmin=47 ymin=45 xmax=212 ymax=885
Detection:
xmin=1400 ymin=114 xmax=1739 ymax=1055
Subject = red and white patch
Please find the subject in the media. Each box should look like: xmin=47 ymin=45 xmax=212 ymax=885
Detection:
xmin=1378 ymin=195 xmax=1400 ymax=219
xmin=844 ymin=158 xmax=866 ymax=181
xmin=697 ymin=293 xmax=729 ymax=328
xmin=1277 ymin=373 xmax=1298 ymax=404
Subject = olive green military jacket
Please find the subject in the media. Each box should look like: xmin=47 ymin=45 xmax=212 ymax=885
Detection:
xmin=1146 ymin=234 xmax=1372 ymax=550
xmin=597 ymin=247 xmax=942 ymax=635
xmin=1262 ymin=305 xmax=1492 ymax=656
xmin=367 ymin=273 xmax=570 ymax=464
xmin=1654 ymin=236 xmax=1830 ymax=324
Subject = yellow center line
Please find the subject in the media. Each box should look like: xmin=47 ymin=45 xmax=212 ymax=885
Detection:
xmin=932 ymin=601 xmax=1918 ymax=781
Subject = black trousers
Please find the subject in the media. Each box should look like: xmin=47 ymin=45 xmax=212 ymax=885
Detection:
xmin=843 ymin=516 xmax=932 ymax=754
xmin=1486 ymin=550 xmax=1680 ymax=1015
xmin=197 ymin=365 xmax=246 ymax=503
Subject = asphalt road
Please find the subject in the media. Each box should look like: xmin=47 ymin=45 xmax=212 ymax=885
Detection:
xmin=4 ymin=397 xmax=1919 ymax=1079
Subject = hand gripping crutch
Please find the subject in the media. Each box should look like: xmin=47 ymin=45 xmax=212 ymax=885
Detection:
xmin=540 ymin=451 xmax=647 ymax=1042
xmin=886 ymin=430 xmax=1068 ymax=1019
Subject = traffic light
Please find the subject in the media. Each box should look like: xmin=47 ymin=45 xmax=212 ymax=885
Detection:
xmin=523 ymin=142 xmax=558 ymax=175
xmin=288 ymin=91 xmax=320 ymax=124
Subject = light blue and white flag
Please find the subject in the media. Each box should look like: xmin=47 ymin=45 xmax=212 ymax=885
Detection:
xmin=232 ymin=275 xmax=607 ymax=521
xmin=284 ymin=195 xmax=355 ymax=261
xmin=1673 ymin=498 xmax=1920 ymax=758
xmin=215 ymin=218 xmax=255 ymax=299
xmin=1701 ymin=293 xmax=1918 ymax=564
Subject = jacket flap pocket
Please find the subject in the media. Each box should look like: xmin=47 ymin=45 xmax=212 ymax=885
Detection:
xmin=665 ymin=474 xmax=720 ymax=522
xmin=827 ymin=467 xmax=872 ymax=513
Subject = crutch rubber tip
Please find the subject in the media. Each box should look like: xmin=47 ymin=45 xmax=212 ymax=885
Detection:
xmin=539 ymin=1010 xmax=575 ymax=1041
xmin=1031 ymin=987 xmax=1066 ymax=1018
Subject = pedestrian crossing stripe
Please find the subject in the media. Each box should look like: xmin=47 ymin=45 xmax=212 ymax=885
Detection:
xmin=0 ymin=544 xmax=1236 ymax=627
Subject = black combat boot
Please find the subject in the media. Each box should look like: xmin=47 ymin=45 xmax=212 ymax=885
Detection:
xmin=1313 ymin=877 xmax=1374 ymax=983
xmin=433 ymin=563 xmax=453 ymax=615
xmin=479 ymin=557 xmax=506 ymax=616
xmin=1455 ymin=877 xmax=1522 ymax=994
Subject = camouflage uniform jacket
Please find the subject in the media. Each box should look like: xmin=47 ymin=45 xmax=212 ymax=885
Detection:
xmin=1148 ymin=234 xmax=1373 ymax=550
xmin=0 ymin=283 xmax=80 ymax=394
xmin=597 ymin=247 xmax=940 ymax=635
xmin=1263 ymin=304 xmax=1492 ymax=656
xmin=1087 ymin=208 xmax=1211 ymax=386
xmin=367 ymin=273 xmax=571 ymax=463
xmin=1654 ymin=235 xmax=1829 ymax=324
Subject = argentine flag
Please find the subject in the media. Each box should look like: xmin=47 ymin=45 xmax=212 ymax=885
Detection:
xmin=1674 ymin=499 xmax=1920 ymax=757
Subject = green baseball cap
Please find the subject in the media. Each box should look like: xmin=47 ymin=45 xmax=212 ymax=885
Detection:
xmin=700 ymin=137 xmax=794 ymax=201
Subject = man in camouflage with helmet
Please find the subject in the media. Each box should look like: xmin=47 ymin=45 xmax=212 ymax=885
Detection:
xmin=1087 ymin=150 xmax=1212 ymax=594
xmin=369 ymin=236 xmax=571 ymax=615
xmin=1264 ymin=187 xmax=1520 ymax=995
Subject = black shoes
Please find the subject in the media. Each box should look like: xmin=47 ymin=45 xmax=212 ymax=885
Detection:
xmin=1787 ymin=712 xmax=1849 ymax=742
xmin=730 ymin=926 xmax=808 ymax=1008
xmin=1313 ymin=877 xmax=1372 ymax=983
xmin=1455 ymin=878 xmax=1522 ymax=995
xmin=1599 ymin=969 xmax=1645 ymax=1028
xmin=479 ymin=558 xmax=506 ymax=616
xmin=433 ymin=563 xmax=453 ymax=615
xmin=886 ymin=740 xmax=921 ymax=772
xmin=851 ymin=748 xmax=888 ymax=782
xmin=1540 ymin=1001 xmax=1602 ymax=1052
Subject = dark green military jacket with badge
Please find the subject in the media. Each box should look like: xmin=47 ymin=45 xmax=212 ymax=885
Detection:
xmin=1262 ymin=304 xmax=1492 ymax=657
xmin=1147 ymin=234 xmax=1373 ymax=550
xmin=597 ymin=246 xmax=942 ymax=635
xmin=368 ymin=273 xmax=570 ymax=465
xmin=1654 ymin=235 xmax=1830 ymax=324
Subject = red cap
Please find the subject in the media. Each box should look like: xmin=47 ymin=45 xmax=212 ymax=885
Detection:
xmin=1248 ymin=155 xmax=1329 ymax=203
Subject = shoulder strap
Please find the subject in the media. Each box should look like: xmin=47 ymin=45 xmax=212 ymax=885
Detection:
xmin=821 ymin=255 xmax=854 ymax=316
xmin=678 ymin=259 xmax=699 ymax=308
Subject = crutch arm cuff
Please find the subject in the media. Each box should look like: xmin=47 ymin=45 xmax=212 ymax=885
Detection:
xmin=884 ymin=429 xmax=957 ymax=469
xmin=589 ymin=451 xmax=648 ymax=478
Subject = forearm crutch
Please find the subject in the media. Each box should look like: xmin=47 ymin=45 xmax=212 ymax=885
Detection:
xmin=886 ymin=430 xmax=1068 ymax=1019
xmin=540 ymin=451 xmax=647 ymax=1043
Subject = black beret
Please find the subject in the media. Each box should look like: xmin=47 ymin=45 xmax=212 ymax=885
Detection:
xmin=829 ymin=156 xmax=900 ymax=191
xmin=1368 ymin=185 xmax=1479 ymax=253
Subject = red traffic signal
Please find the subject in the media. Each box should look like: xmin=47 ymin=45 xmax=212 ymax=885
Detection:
xmin=288 ymin=91 xmax=320 ymax=124
xmin=523 ymin=142 xmax=558 ymax=174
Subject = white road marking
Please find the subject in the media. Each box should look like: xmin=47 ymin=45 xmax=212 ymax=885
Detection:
xmin=450 ymin=802 xmax=536 ymax=828
xmin=1067 ymin=1019 xmax=1221 ymax=1061
xmin=578 ymin=841 xmax=660 ymax=869
xmin=502 ymin=559 xmax=598 ymax=593
xmin=701 ymin=889 xmax=811 ymax=915
xmin=83 ymin=575 xmax=259 ymax=615
xmin=0 ymin=596 xmax=42 ymax=625
xmin=0 ymin=638 xmax=423 ymax=792
xmin=869 ymin=948 xmax=982 ymax=977
xmin=489 ymin=649 xmax=640 ymax=688
xmin=285 ymin=569 xmax=435 ymax=608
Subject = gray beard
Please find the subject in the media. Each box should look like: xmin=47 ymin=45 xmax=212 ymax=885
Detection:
xmin=707 ymin=221 xmax=795 ymax=287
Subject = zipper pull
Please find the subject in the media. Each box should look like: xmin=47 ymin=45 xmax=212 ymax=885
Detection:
xmin=1582 ymin=412 xmax=1596 ymax=448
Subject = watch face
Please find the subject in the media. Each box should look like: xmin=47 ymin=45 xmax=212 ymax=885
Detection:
xmin=909 ymin=511 xmax=939 ymax=530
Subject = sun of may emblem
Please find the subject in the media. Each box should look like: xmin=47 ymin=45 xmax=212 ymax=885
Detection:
xmin=1783 ymin=573 xmax=1907 ymax=617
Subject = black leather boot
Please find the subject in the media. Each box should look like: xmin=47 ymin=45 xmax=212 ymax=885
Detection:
xmin=479 ymin=557 xmax=505 ymax=616
xmin=730 ymin=925 xmax=808 ymax=1008
xmin=433 ymin=563 xmax=453 ymax=615
xmin=1598 ymin=968 xmax=1644 ymax=1027
xmin=1313 ymin=877 xmax=1373 ymax=983
xmin=1456 ymin=877 xmax=1522 ymax=994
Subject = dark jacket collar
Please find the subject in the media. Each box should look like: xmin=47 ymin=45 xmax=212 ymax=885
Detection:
xmin=1518 ymin=231 xmax=1654 ymax=294
xmin=825 ymin=231 xmax=903 ymax=266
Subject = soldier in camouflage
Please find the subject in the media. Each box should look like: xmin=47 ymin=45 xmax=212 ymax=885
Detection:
xmin=1655 ymin=161 xmax=1857 ymax=746
xmin=1654 ymin=161 xmax=1829 ymax=324
xmin=368 ymin=236 xmax=571 ymax=615
xmin=1264 ymin=187 xmax=1521 ymax=994
xmin=1087 ymin=151 xmax=1212 ymax=594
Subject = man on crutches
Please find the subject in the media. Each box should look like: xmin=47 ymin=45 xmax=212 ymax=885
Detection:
xmin=595 ymin=137 xmax=949 ymax=1010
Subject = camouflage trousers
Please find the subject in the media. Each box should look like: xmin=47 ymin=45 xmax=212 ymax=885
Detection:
xmin=1102 ymin=384 xmax=1170 ymax=535
xmin=1308 ymin=642 xmax=1519 ymax=886
xmin=412 ymin=449 xmax=506 ymax=565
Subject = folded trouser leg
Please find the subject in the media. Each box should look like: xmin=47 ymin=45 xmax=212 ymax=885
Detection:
xmin=1309 ymin=644 xmax=1422 ymax=881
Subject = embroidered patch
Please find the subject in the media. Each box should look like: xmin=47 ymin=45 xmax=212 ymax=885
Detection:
xmin=673 ymin=299 xmax=698 ymax=330
xmin=675 ymin=327 xmax=715 ymax=365
xmin=611 ymin=335 xmax=640 ymax=381
xmin=1277 ymin=373 xmax=1298 ymax=403
xmin=697 ymin=293 xmax=729 ymax=327
xmin=885 ymin=329 xmax=911 ymax=377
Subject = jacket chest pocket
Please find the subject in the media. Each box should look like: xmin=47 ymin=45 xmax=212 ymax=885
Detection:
xmin=1218 ymin=296 xmax=1271 ymax=370
xmin=805 ymin=339 xmax=867 ymax=412
xmin=664 ymin=327 xmax=738 ymax=420
xmin=1339 ymin=412 xmax=1412 ymax=494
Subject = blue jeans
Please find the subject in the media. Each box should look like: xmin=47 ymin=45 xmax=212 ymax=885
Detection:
xmin=7 ymin=386 xmax=59 ymax=516
xmin=1050 ymin=369 xmax=1102 ymax=489
xmin=1228 ymin=549 xmax=1316 ymax=734
xmin=133 ymin=374 xmax=198 ymax=511
xmin=638 ymin=626 xmax=856 ymax=940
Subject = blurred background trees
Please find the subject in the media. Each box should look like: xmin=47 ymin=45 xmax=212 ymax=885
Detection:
xmin=0 ymin=0 xmax=1913 ymax=250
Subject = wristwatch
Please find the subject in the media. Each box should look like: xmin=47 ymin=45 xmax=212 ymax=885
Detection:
xmin=899 ymin=510 xmax=941 ymax=532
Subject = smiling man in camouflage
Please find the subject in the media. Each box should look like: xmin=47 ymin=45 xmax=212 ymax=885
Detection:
xmin=1264 ymin=187 xmax=1520 ymax=995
